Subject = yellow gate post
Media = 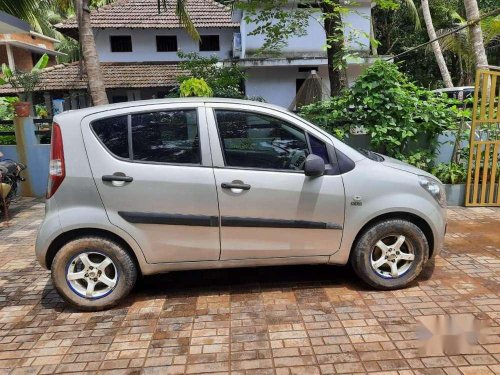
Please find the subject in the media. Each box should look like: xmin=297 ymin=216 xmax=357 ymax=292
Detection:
xmin=465 ymin=66 xmax=500 ymax=206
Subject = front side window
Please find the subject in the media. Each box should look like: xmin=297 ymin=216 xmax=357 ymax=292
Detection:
xmin=131 ymin=110 xmax=200 ymax=164
xmin=91 ymin=115 xmax=129 ymax=159
xmin=110 ymin=36 xmax=132 ymax=52
xmin=215 ymin=110 xmax=310 ymax=171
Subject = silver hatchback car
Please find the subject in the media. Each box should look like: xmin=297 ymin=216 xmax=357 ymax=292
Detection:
xmin=36 ymin=98 xmax=446 ymax=310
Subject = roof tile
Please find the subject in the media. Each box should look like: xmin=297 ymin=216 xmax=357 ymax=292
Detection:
xmin=0 ymin=62 xmax=184 ymax=93
xmin=56 ymin=0 xmax=238 ymax=30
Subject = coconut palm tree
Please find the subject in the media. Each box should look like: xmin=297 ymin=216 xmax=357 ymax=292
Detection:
xmin=421 ymin=0 xmax=454 ymax=88
xmin=434 ymin=13 xmax=499 ymax=85
xmin=74 ymin=0 xmax=107 ymax=105
xmin=463 ymin=0 xmax=488 ymax=68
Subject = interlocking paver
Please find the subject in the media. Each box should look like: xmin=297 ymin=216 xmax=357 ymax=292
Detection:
xmin=0 ymin=199 xmax=499 ymax=374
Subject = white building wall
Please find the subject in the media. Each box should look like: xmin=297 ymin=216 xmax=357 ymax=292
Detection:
xmin=244 ymin=63 xmax=370 ymax=108
xmin=241 ymin=3 xmax=371 ymax=57
xmin=94 ymin=27 xmax=237 ymax=62
xmin=244 ymin=65 xmax=330 ymax=108
xmin=343 ymin=5 xmax=371 ymax=52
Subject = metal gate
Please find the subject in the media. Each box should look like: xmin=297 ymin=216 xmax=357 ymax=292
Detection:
xmin=465 ymin=67 xmax=500 ymax=206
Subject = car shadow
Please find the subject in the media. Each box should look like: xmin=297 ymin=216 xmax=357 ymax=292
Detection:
xmin=35 ymin=260 xmax=437 ymax=312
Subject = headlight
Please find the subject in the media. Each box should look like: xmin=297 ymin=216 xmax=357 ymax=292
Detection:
xmin=419 ymin=176 xmax=446 ymax=207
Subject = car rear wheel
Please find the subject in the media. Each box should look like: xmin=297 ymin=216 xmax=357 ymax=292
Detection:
xmin=51 ymin=236 xmax=137 ymax=311
xmin=350 ymin=219 xmax=429 ymax=289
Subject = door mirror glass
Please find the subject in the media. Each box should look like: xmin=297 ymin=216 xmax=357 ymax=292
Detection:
xmin=304 ymin=154 xmax=325 ymax=177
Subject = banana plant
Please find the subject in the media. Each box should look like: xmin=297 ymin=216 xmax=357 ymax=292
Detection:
xmin=0 ymin=54 xmax=49 ymax=101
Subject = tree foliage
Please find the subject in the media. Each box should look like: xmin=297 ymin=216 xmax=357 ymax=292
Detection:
xmin=177 ymin=52 xmax=246 ymax=98
xmin=374 ymin=0 xmax=499 ymax=87
xmin=0 ymin=54 xmax=49 ymax=101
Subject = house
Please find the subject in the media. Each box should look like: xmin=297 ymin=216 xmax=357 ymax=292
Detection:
xmin=0 ymin=0 xmax=380 ymax=110
xmin=234 ymin=0 xmax=378 ymax=107
xmin=0 ymin=11 xmax=62 ymax=72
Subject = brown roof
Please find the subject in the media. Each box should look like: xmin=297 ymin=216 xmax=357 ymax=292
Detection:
xmin=0 ymin=62 xmax=184 ymax=94
xmin=56 ymin=0 xmax=238 ymax=30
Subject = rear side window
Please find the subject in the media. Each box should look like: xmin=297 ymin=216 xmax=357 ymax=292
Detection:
xmin=91 ymin=110 xmax=200 ymax=165
xmin=91 ymin=115 xmax=129 ymax=159
xmin=131 ymin=110 xmax=200 ymax=164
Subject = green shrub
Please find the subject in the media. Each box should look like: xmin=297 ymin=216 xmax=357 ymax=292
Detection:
xmin=178 ymin=52 xmax=246 ymax=98
xmin=0 ymin=123 xmax=15 ymax=145
xmin=179 ymin=78 xmax=213 ymax=97
xmin=432 ymin=162 xmax=468 ymax=184
xmin=0 ymin=97 xmax=16 ymax=145
xmin=300 ymin=60 xmax=466 ymax=171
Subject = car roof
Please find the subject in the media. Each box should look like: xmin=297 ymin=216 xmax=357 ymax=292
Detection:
xmin=432 ymin=86 xmax=474 ymax=93
xmin=54 ymin=97 xmax=291 ymax=122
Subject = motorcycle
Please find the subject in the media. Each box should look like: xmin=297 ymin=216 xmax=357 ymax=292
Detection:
xmin=0 ymin=151 xmax=26 ymax=211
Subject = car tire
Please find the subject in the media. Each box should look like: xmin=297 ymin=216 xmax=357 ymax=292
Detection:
xmin=51 ymin=236 xmax=137 ymax=311
xmin=350 ymin=219 xmax=429 ymax=290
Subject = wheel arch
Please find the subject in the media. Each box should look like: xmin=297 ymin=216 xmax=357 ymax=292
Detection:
xmin=45 ymin=228 xmax=142 ymax=275
xmin=350 ymin=211 xmax=435 ymax=259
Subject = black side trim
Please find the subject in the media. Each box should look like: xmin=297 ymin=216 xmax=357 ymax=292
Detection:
xmin=118 ymin=212 xmax=219 ymax=227
xmin=118 ymin=212 xmax=343 ymax=230
xmin=221 ymin=217 xmax=342 ymax=230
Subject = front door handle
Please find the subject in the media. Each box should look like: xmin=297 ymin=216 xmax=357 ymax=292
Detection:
xmin=221 ymin=182 xmax=251 ymax=190
xmin=102 ymin=174 xmax=133 ymax=183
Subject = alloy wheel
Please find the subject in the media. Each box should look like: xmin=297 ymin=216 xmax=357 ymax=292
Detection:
xmin=370 ymin=235 xmax=415 ymax=278
xmin=66 ymin=252 xmax=118 ymax=299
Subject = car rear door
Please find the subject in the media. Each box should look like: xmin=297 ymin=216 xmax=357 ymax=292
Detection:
xmin=81 ymin=103 xmax=220 ymax=264
xmin=205 ymin=103 xmax=345 ymax=260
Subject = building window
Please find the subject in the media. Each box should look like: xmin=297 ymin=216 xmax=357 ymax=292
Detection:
xmin=296 ymin=79 xmax=306 ymax=94
xmin=297 ymin=2 xmax=321 ymax=8
xmin=156 ymin=35 xmax=178 ymax=52
xmin=298 ymin=66 xmax=318 ymax=72
xmin=199 ymin=35 xmax=220 ymax=52
xmin=110 ymin=36 xmax=132 ymax=52
xmin=112 ymin=95 xmax=128 ymax=103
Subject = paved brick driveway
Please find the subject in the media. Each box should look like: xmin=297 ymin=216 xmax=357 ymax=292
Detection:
xmin=0 ymin=198 xmax=499 ymax=375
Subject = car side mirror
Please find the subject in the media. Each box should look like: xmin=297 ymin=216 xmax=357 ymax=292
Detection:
xmin=304 ymin=154 xmax=325 ymax=177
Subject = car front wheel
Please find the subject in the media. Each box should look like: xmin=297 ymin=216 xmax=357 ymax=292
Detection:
xmin=51 ymin=236 xmax=137 ymax=311
xmin=350 ymin=219 xmax=429 ymax=289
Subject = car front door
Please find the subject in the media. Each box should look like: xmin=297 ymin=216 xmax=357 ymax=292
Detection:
xmin=206 ymin=104 xmax=345 ymax=260
xmin=81 ymin=104 xmax=220 ymax=264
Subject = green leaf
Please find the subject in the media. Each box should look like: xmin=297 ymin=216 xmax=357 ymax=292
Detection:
xmin=1 ymin=63 xmax=12 ymax=79
xmin=32 ymin=53 xmax=49 ymax=71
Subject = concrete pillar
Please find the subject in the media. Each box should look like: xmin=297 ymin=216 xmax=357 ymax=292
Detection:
xmin=13 ymin=114 xmax=50 ymax=197
xmin=5 ymin=44 xmax=15 ymax=70
xmin=13 ymin=116 xmax=35 ymax=197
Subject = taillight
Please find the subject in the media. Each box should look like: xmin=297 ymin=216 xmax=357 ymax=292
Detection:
xmin=47 ymin=123 xmax=65 ymax=199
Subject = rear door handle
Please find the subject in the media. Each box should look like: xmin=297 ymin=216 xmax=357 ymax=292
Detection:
xmin=221 ymin=182 xmax=251 ymax=190
xmin=102 ymin=174 xmax=133 ymax=183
